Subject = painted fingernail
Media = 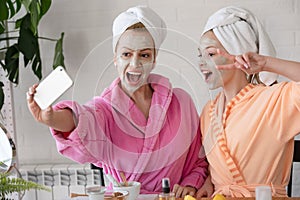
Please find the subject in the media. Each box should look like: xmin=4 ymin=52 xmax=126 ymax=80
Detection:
xmin=244 ymin=64 xmax=249 ymax=69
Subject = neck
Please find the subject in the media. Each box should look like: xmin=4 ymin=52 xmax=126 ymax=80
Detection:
xmin=129 ymin=84 xmax=153 ymax=119
xmin=130 ymin=84 xmax=153 ymax=102
xmin=223 ymin=72 xmax=249 ymax=105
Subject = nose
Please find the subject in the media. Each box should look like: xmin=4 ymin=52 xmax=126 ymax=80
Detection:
xmin=130 ymin=53 xmax=141 ymax=68
xmin=198 ymin=58 xmax=206 ymax=67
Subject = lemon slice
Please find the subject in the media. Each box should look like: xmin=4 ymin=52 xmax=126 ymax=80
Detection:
xmin=184 ymin=195 xmax=196 ymax=200
xmin=213 ymin=194 xmax=226 ymax=200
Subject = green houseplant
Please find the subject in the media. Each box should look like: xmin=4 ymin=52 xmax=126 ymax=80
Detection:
xmin=0 ymin=0 xmax=64 ymax=198
xmin=0 ymin=172 xmax=51 ymax=200
xmin=0 ymin=116 xmax=50 ymax=199
xmin=0 ymin=0 xmax=65 ymax=110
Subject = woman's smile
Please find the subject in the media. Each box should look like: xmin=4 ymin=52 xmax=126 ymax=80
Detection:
xmin=126 ymin=71 xmax=143 ymax=84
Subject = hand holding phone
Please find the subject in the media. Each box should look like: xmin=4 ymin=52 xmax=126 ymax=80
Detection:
xmin=34 ymin=66 xmax=73 ymax=110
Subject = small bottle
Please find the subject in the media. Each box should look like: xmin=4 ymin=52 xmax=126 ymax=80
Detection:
xmin=158 ymin=178 xmax=175 ymax=200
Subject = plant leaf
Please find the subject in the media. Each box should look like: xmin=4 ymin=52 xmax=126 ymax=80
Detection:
xmin=15 ymin=16 xmax=23 ymax=29
xmin=18 ymin=14 xmax=42 ymax=81
xmin=6 ymin=0 xmax=15 ymax=19
xmin=0 ymin=22 xmax=4 ymax=34
xmin=29 ymin=0 xmax=40 ymax=35
xmin=18 ymin=14 xmax=39 ymax=61
xmin=21 ymin=0 xmax=31 ymax=12
xmin=6 ymin=0 xmax=16 ymax=19
xmin=0 ymin=173 xmax=51 ymax=196
xmin=53 ymin=32 xmax=65 ymax=68
xmin=31 ymin=50 xmax=42 ymax=80
xmin=40 ymin=0 xmax=51 ymax=18
xmin=24 ymin=56 xmax=29 ymax=67
xmin=15 ymin=0 xmax=22 ymax=13
xmin=4 ymin=44 xmax=19 ymax=84
xmin=0 ymin=82 xmax=4 ymax=111
xmin=0 ymin=0 xmax=9 ymax=20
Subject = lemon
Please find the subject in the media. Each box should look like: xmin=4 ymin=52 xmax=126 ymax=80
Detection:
xmin=184 ymin=195 xmax=196 ymax=200
xmin=213 ymin=194 xmax=226 ymax=200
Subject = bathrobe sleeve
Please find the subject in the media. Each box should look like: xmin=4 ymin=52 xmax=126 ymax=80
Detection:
xmin=179 ymin=126 xmax=208 ymax=189
xmin=267 ymin=81 xmax=300 ymax=141
xmin=50 ymin=98 xmax=109 ymax=165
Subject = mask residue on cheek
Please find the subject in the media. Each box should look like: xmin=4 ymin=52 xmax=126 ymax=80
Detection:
xmin=213 ymin=56 xmax=227 ymax=65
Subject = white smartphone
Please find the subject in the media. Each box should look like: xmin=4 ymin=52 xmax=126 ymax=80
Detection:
xmin=34 ymin=66 xmax=73 ymax=110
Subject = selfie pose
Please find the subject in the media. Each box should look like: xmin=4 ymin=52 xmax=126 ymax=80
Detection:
xmin=27 ymin=5 xmax=208 ymax=197
xmin=196 ymin=6 xmax=300 ymax=197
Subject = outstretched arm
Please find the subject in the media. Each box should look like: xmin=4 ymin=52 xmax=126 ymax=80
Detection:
xmin=215 ymin=50 xmax=300 ymax=82
xmin=263 ymin=55 xmax=300 ymax=82
xmin=27 ymin=84 xmax=76 ymax=132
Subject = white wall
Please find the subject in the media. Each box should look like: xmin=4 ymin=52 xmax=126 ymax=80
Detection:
xmin=13 ymin=0 xmax=300 ymax=166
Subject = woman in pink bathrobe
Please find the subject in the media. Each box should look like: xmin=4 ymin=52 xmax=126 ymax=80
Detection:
xmin=196 ymin=6 xmax=300 ymax=197
xmin=27 ymin=5 xmax=208 ymax=197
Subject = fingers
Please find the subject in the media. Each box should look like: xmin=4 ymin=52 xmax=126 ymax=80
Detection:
xmin=242 ymin=53 xmax=251 ymax=68
xmin=196 ymin=188 xmax=207 ymax=198
xmin=182 ymin=188 xmax=195 ymax=197
xmin=26 ymin=84 xmax=38 ymax=102
xmin=216 ymin=54 xmax=250 ymax=71
xmin=173 ymin=184 xmax=183 ymax=198
xmin=235 ymin=55 xmax=249 ymax=69
xmin=173 ymin=184 xmax=196 ymax=198
xmin=207 ymin=187 xmax=214 ymax=197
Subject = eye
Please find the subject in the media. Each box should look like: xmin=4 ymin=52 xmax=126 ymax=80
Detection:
xmin=208 ymin=52 xmax=215 ymax=57
xmin=206 ymin=47 xmax=218 ymax=57
xmin=141 ymin=53 xmax=150 ymax=58
xmin=122 ymin=52 xmax=131 ymax=57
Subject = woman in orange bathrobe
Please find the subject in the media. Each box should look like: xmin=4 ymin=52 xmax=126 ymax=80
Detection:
xmin=196 ymin=6 xmax=300 ymax=197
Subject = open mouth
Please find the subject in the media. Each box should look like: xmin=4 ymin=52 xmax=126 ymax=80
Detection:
xmin=201 ymin=70 xmax=212 ymax=81
xmin=126 ymin=71 xmax=142 ymax=83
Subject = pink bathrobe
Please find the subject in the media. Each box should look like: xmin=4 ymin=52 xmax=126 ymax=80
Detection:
xmin=51 ymin=74 xmax=208 ymax=193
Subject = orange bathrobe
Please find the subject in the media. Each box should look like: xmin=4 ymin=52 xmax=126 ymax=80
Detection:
xmin=200 ymin=82 xmax=300 ymax=197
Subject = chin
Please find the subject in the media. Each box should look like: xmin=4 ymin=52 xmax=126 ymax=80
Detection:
xmin=208 ymin=83 xmax=222 ymax=90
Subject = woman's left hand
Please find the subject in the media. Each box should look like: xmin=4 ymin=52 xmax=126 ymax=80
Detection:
xmin=215 ymin=49 xmax=267 ymax=75
xmin=172 ymin=184 xmax=196 ymax=198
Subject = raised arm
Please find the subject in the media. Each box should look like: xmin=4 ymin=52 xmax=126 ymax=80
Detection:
xmin=27 ymin=84 xmax=76 ymax=132
xmin=263 ymin=55 xmax=300 ymax=82
xmin=215 ymin=50 xmax=300 ymax=82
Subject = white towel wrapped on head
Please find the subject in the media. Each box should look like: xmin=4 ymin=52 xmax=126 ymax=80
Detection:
xmin=202 ymin=6 xmax=278 ymax=85
xmin=112 ymin=5 xmax=167 ymax=53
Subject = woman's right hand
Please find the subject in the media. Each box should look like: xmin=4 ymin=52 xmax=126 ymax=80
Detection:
xmin=27 ymin=84 xmax=75 ymax=132
xmin=26 ymin=84 xmax=54 ymax=125
xmin=215 ymin=49 xmax=267 ymax=75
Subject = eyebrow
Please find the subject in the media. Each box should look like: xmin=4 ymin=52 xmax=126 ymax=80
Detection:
xmin=206 ymin=45 xmax=216 ymax=49
xmin=140 ymin=48 xmax=153 ymax=52
xmin=121 ymin=47 xmax=153 ymax=52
